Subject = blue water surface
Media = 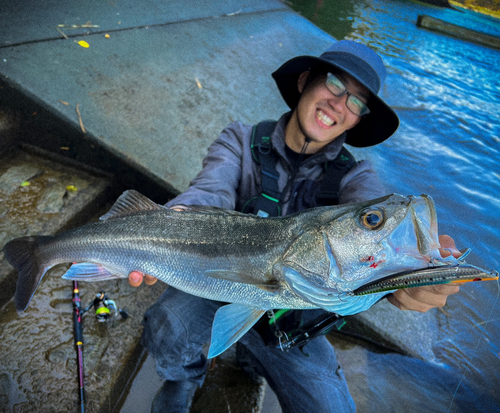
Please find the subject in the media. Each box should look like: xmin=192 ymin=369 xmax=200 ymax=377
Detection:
xmin=290 ymin=0 xmax=500 ymax=411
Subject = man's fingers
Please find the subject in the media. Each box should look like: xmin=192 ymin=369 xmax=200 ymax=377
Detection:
xmin=129 ymin=271 xmax=144 ymax=287
xmin=144 ymin=274 xmax=158 ymax=285
xmin=389 ymin=283 xmax=461 ymax=313
xmin=438 ymin=234 xmax=461 ymax=258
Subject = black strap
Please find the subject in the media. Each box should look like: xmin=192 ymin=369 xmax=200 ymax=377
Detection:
xmin=245 ymin=120 xmax=281 ymax=216
xmin=315 ymin=147 xmax=356 ymax=206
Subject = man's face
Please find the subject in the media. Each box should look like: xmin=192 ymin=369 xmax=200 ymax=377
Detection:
xmin=289 ymin=70 xmax=369 ymax=151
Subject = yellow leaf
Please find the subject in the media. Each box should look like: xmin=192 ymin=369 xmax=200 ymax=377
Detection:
xmin=78 ymin=40 xmax=90 ymax=48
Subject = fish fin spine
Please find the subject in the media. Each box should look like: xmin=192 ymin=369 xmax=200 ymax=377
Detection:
xmin=100 ymin=190 xmax=164 ymax=220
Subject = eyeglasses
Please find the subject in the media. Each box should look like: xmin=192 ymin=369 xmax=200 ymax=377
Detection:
xmin=325 ymin=72 xmax=370 ymax=117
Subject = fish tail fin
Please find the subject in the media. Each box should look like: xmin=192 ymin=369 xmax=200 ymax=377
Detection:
xmin=3 ymin=236 xmax=53 ymax=312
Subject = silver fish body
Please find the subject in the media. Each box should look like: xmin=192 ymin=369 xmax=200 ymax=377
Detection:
xmin=2 ymin=190 xmax=470 ymax=357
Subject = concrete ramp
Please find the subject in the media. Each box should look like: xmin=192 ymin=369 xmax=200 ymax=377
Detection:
xmin=0 ymin=1 xmax=332 ymax=194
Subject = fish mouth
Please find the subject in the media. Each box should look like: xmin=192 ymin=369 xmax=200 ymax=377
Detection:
xmin=393 ymin=195 xmax=441 ymax=261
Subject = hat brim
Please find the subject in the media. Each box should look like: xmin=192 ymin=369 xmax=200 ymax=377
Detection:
xmin=272 ymin=55 xmax=399 ymax=148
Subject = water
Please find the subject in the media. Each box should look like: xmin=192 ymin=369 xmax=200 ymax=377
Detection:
xmin=289 ymin=0 xmax=500 ymax=411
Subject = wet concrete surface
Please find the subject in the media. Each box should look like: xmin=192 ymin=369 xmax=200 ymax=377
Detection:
xmin=0 ymin=148 xmax=111 ymax=309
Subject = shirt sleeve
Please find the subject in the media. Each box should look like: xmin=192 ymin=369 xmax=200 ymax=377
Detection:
xmin=338 ymin=160 xmax=387 ymax=204
xmin=165 ymin=122 xmax=249 ymax=209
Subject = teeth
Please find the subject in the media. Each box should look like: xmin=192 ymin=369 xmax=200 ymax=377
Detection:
xmin=317 ymin=110 xmax=335 ymax=126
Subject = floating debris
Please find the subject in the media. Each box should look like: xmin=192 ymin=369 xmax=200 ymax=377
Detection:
xmin=57 ymin=23 xmax=100 ymax=29
xmin=195 ymin=77 xmax=202 ymax=89
xmin=76 ymin=103 xmax=86 ymax=133
xmin=77 ymin=40 xmax=90 ymax=49
xmin=225 ymin=10 xmax=242 ymax=16
xmin=55 ymin=27 xmax=69 ymax=40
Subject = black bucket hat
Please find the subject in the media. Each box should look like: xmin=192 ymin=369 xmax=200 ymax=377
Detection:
xmin=272 ymin=40 xmax=399 ymax=148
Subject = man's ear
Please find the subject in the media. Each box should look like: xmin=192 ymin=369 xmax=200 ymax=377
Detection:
xmin=297 ymin=71 xmax=310 ymax=94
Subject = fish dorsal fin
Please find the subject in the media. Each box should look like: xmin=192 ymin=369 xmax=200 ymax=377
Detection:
xmin=100 ymin=190 xmax=164 ymax=220
xmin=208 ymin=304 xmax=267 ymax=358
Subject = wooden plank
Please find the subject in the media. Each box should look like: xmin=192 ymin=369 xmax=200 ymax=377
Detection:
xmin=417 ymin=14 xmax=500 ymax=50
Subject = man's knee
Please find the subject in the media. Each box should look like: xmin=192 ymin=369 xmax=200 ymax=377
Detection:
xmin=141 ymin=290 xmax=216 ymax=381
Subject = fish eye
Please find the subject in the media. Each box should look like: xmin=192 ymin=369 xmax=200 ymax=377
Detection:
xmin=359 ymin=208 xmax=384 ymax=230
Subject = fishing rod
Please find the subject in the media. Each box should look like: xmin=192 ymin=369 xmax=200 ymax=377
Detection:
xmin=72 ymin=281 xmax=85 ymax=413
xmin=71 ymin=283 xmax=128 ymax=412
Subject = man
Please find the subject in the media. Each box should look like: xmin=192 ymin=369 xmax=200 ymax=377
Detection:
xmin=129 ymin=40 xmax=462 ymax=412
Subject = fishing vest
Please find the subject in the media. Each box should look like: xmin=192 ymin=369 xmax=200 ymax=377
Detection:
xmin=240 ymin=120 xmax=356 ymax=217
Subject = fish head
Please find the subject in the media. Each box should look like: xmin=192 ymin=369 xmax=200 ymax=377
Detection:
xmin=281 ymin=194 xmax=457 ymax=314
xmin=283 ymin=194 xmax=453 ymax=294
xmin=322 ymin=193 xmax=452 ymax=291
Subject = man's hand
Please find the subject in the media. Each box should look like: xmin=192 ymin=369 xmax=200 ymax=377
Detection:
xmin=128 ymin=271 xmax=158 ymax=287
xmin=387 ymin=235 xmax=463 ymax=313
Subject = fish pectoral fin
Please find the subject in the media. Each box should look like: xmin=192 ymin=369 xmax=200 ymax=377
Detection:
xmin=208 ymin=304 xmax=266 ymax=359
xmin=204 ymin=270 xmax=280 ymax=293
xmin=61 ymin=263 xmax=122 ymax=281
xmin=100 ymin=190 xmax=165 ymax=220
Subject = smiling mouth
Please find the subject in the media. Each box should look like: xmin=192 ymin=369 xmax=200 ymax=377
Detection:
xmin=316 ymin=109 xmax=336 ymax=127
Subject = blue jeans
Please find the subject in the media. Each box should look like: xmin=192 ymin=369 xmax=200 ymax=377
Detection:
xmin=141 ymin=287 xmax=356 ymax=413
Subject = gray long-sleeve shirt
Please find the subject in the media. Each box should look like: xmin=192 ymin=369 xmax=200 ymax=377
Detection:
xmin=167 ymin=112 xmax=386 ymax=214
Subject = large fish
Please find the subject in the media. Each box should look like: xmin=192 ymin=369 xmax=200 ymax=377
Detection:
xmin=3 ymin=190 xmax=496 ymax=357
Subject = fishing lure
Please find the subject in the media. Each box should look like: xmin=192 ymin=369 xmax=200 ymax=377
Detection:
xmin=353 ymin=264 xmax=499 ymax=296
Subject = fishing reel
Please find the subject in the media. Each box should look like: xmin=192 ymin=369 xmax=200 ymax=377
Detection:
xmin=81 ymin=291 xmax=128 ymax=322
